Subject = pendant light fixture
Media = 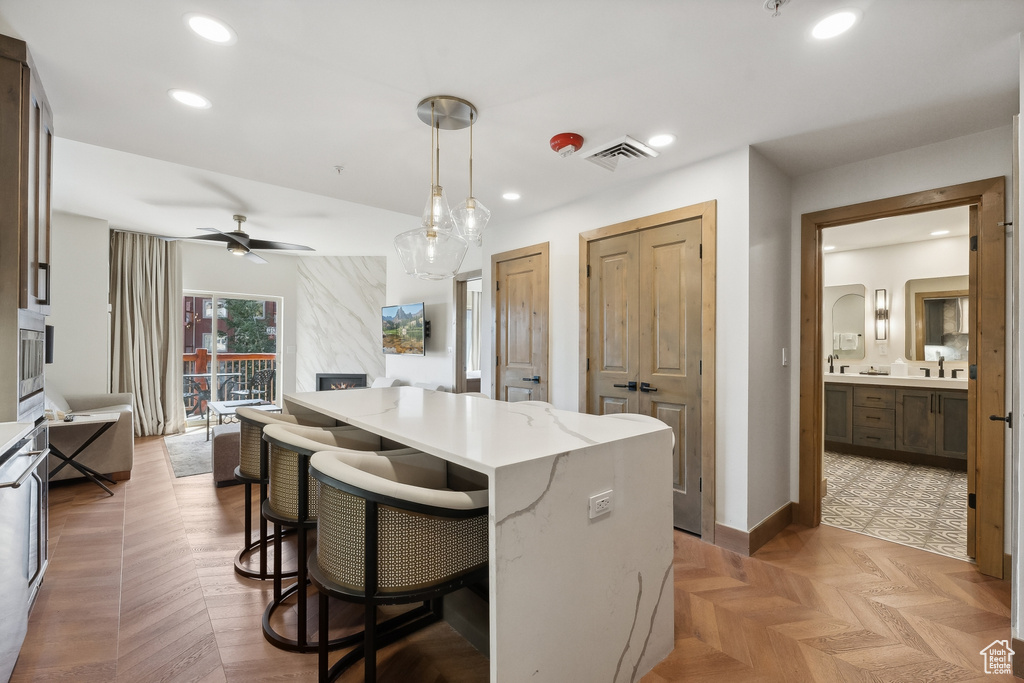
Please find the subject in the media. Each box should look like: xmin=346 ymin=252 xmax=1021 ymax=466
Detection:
xmin=395 ymin=95 xmax=484 ymax=280
xmin=452 ymin=110 xmax=490 ymax=245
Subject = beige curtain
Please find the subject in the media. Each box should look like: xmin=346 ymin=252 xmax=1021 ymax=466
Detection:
xmin=110 ymin=231 xmax=185 ymax=436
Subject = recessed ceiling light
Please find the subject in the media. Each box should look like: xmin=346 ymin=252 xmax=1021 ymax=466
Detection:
xmin=502 ymin=192 xmax=521 ymax=201
xmin=184 ymin=13 xmax=237 ymax=45
xmin=647 ymin=134 xmax=676 ymax=148
xmin=822 ymin=245 xmax=836 ymax=251
xmin=168 ymin=89 xmax=212 ymax=109
xmin=930 ymin=230 xmax=950 ymax=236
xmin=812 ymin=10 xmax=858 ymax=40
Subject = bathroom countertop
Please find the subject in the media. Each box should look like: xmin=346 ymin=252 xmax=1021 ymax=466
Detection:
xmin=824 ymin=373 xmax=967 ymax=390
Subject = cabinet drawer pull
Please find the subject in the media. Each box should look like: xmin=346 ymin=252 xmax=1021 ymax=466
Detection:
xmin=865 ymin=436 xmax=880 ymax=441
xmin=866 ymin=415 xmax=881 ymax=420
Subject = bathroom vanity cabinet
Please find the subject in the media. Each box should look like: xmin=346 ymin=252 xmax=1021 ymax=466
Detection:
xmin=824 ymin=379 xmax=967 ymax=468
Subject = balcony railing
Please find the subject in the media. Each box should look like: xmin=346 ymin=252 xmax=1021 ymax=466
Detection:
xmin=183 ymin=349 xmax=278 ymax=417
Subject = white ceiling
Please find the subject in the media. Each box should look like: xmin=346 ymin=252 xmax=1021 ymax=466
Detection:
xmin=823 ymin=206 xmax=970 ymax=252
xmin=0 ymin=1 xmax=1021 ymax=254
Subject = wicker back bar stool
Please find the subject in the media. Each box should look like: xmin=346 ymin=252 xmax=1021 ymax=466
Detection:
xmin=234 ymin=407 xmax=336 ymax=581
xmin=308 ymin=449 xmax=489 ymax=682
xmin=261 ymin=423 xmax=424 ymax=653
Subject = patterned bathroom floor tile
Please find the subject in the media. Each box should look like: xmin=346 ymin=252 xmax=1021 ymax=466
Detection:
xmin=821 ymin=452 xmax=969 ymax=562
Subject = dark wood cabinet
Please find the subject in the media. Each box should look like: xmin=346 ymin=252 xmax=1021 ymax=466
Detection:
xmin=895 ymin=389 xmax=936 ymax=454
xmin=825 ymin=381 xmax=967 ymax=467
xmin=823 ymin=383 xmax=853 ymax=443
xmin=0 ymin=34 xmax=53 ymax=316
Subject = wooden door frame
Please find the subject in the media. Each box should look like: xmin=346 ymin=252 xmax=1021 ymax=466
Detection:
xmin=453 ymin=269 xmax=482 ymax=395
xmin=579 ymin=201 xmax=717 ymax=542
xmin=798 ymin=177 xmax=1006 ymax=577
xmin=490 ymin=243 xmax=549 ymax=400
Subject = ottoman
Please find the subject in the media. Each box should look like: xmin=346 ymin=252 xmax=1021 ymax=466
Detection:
xmin=212 ymin=423 xmax=242 ymax=487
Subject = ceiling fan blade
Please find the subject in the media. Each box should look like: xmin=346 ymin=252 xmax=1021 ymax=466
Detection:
xmin=197 ymin=228 xmax=250 ymax=247
xmin=189 ymin=232 xmax=233 ymax=242
xmin=243 ymin=251 xmax=268 ymax=264
xmin=246 ymin=238 xmax=314 ymax=251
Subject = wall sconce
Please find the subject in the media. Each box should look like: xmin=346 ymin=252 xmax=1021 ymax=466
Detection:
xmin=874 ymin=288 xmax=888 ymax=340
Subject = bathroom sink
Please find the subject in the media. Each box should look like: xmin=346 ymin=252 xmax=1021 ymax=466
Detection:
xmin=858 ymin=371 xmax=889 ymax=376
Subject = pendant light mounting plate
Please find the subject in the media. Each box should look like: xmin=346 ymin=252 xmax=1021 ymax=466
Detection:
xmin=417 ymin=95 xmax=477 ymax=130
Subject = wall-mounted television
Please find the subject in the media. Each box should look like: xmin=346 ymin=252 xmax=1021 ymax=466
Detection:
xmin=382 ymin=302 xmax=425 ymax=355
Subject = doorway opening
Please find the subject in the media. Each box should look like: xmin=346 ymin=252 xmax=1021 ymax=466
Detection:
xmin=819 ymin=208 xmax=971 ymax=560
xmin=183 ymin=291 xmax=283 ymax=424
xmin=454 ymin=271 xmax=483 ymax=394
xmin=798 ymin=177 xmax=1006 ymax=577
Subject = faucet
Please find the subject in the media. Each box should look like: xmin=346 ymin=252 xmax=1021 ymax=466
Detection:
xmin=920 ymin=367 xmax=931 ymax=378
xmin=938 ymin=355 xmax=945 ymax=378
xmin=827 ymin=354 xmax=835 ymax=373
xmin=840 ymin=365 xmax=849 ymax=374
xmin=951 ymin=368 xmax=962 ymax=379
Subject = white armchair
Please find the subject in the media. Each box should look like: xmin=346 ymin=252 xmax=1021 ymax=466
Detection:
xmin=46 ymin=389 xmax=135 ymax=482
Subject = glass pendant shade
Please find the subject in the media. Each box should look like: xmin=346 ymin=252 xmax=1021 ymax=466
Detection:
xmin=422 ymin=185 xmax=454 ymax=234
xmin=394 ymin=227 xmax=468 ymax=280
xmin=453 ymin=196 xmax=490 ymax=245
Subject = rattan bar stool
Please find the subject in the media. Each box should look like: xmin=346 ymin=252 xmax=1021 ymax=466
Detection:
xmin=261 ymin=423 xmax=424 ymax=653
xmin=234 ymin=407 xmax=336 ymax=581
xmin=308 ymin=449 xmax=489 ymax=682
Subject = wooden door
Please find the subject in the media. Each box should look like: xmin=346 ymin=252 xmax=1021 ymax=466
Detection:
xmin=638 ymin=222 xmax=702 ymax=532
xmin=493 ymin=244 xmax=549 ymax=402
xmin=586 ymin=219 xmax=702 ymax=533
xmin=587 ymin=234 xmax=640 ymax=415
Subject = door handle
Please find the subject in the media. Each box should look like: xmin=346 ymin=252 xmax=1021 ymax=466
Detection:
xmin=640 ymin=382 xmax=658 ymax=393
xmin=521 ymin=376 xmax=541 ymax=383
xmin=613 ymin=381 xmax=637 ymax=391
xmin=989 ymin=413 xmax=1013 ymax=428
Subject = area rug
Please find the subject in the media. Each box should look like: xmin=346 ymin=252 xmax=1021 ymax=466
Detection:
xmin=165 ymin=430 xmax=212 ymax=478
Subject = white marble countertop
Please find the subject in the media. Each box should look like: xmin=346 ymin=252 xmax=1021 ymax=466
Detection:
xmin=824 ymin=373 xmax=968 ymax=390
xmin=0 ymin=421 xmax=36 ymax=456
xmin=283 ymin=387 xmax=666 ymax=475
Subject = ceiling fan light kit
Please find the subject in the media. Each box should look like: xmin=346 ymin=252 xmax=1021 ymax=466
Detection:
xmin=184 ymin=213 xmax=313 ymax=264
xmin=396 ymin=95 xmax=489 ymax=279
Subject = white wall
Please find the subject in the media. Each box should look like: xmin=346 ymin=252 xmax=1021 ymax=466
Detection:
xmin=747 ymin=149 xmax=793 ymax=528
xmin=789 ymin=125 xmax=1014 ymax=546
xmin=295 ymin=256 xmax=386 ymax=391
xmin=45 ymin=211 xmax=110 ymax=398
xmin=180 ymin=242 xmax=300 ymax=394
xmin=479 ymin=148 xmax=756 ymax=531
xmin=1011 ymin=36 xmax=1022 ymax=647
xmin=823 ymin=237 xmax=969 ymax=369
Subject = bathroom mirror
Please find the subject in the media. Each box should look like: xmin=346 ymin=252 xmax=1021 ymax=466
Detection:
xmin=823 ymin=284 xmax=865 ymax=360
xmin=904 ymin=276 xmax=969 ymax=361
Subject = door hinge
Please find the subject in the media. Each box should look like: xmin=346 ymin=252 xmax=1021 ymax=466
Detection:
xmin=969 ymin=364 xmax=977 ymax=380
xmin=970 ymin=235 xmax=978 ymax=251
xmin=699 ymin=477 xmax=702 ymax=492
xmin=586 ymin=357 xmax=590 ymax=372
xmin=586 ymin=265 xmax=591 ymax=277
xmin=968 ymin=492 xmax=976 ymax=510
xmin=699 ymin=243 xmax=703 ymax=259
xmin=699 ymin=360 xmax=702 ymax=375
xmin=496 ymin=355 xmax=500 ymax=366
xmin=496 ymin=281 xmax=500 ymax=291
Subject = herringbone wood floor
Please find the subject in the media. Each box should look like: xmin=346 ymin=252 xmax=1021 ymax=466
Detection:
xmin=9 ymin=436 xmax=1016 ymax=682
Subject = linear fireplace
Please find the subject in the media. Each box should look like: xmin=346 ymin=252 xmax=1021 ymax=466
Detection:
xmin=315 ymin=373 xmax=367 ymax=391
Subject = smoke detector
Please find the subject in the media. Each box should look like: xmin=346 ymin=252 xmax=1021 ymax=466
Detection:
xmin=581 ymin=135 xmax=659 ymax=172
xmin=550 ymin=132 xmax=584 ymax=157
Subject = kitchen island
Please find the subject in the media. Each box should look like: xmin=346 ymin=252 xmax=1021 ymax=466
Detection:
xmin=283 ymin=387 xmax=675 ymax=683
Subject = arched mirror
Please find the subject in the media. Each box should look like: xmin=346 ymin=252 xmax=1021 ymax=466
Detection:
xmin=823 ymin=284 xmax=865 ymax=360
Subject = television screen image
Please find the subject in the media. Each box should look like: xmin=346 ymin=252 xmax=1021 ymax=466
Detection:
xmin=382 ymin=303 xmax=425 ymax=355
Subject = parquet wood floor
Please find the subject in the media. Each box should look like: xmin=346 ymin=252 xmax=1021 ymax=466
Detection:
xmin=9 ymin=436 xmax=1015 ymax=682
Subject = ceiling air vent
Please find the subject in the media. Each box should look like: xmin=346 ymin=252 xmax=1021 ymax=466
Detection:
xmin=582 ymin=135 xmax=659 ymax=171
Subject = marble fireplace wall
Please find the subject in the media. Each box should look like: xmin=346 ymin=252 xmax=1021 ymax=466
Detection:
xmin=296 ymin=256 xmax=386 ymax=392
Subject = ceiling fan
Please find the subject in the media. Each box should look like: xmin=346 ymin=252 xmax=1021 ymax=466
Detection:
xmin=188 ymin=214 xmax=314 ymax=264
